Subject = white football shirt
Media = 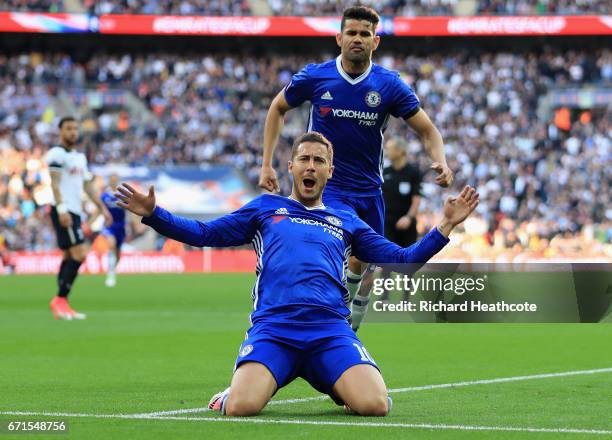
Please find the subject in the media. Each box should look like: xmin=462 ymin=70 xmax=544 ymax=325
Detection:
xmin=45 ymin=146 xmax=92 ymax=216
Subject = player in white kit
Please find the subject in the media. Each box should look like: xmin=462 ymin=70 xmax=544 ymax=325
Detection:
xmin=46 ymin=117 xmax=112 ymax=320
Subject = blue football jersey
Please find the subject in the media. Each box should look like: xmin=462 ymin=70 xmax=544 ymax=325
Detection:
xmin=284 ymin=56 xmax=420 ymax=196
xmin=101 ymin=191 xmax=126 ymax=231
xmin=142 ymin=194 xmax=448 ymax=325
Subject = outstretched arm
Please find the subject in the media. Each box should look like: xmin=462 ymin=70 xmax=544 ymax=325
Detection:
xmin=115 ymin=183 xmax=259 ymax=248
xmin=259 ymin=90 xmax=292 ymax=193
xmin=353 ymin=186 xmax=479 ymax=264
xmin=260 ymin=64 xmax=312 ymax=193
xmin=353 ymin=224 xmax=449 ymax=265
xmin=405 ymin=109 xmax=453 ymax=188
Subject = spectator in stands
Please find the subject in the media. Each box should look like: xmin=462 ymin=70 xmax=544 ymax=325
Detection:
xmin=0 ymin=49 xmax=609 ymax=258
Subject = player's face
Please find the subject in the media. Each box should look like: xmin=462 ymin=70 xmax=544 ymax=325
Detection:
xmin=336 ymin=19 xmax=380 ymax=64
xmin=60 ymin=121 xmax=79 ymax=147
xmin=288 ymin=142 xmax=333 ymax=203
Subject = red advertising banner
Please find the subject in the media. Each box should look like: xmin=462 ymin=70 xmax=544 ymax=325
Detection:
xmin=5 ymin=251 xmax=607 ymax=275
xmin=0 ymin=13 xmax=610 ymax=36
xmin=98 ymin=15 xmax=340 ymax=36
xmin=394 ymin=15 xmax=612 ymax=36
xmin=7 ymin=250 xmax=256 ymax=274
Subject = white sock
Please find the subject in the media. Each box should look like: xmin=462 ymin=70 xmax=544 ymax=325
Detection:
xmin=107 ymin=251 xmax=117 ymax=276
xmin=350 ymin=292 xmax=370 ymax=332
xmin=346 ymin=269 xmax=362 ymax=301
xmin=350 ymin=265 xmax=377 ymax=331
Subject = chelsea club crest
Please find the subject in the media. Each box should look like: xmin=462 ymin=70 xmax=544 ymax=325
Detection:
xmin=239 ymin=344 xmax=253 ymax=357
xmin=365 ymin=91 xmax=381 ymax=107
xmin=325 ymin=216 xmax=342 ymax=227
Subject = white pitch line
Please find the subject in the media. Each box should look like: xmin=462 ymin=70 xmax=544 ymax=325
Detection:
xmin=389 ymin=367 xmax=612 ymax=393
xmin=130 ymin=396 xmax=329 ymax=417
xmin=131 ymin=367 xmax=612 ymax=417
xmin=0 ymin=411 xmax=610 ymax=435
xmin=132 ymin=407 xmax=211 ymax=417
xmin=151 ymin=417 xmax=612 ymax=436
xmin=0 ymin=411 xmax=148 ymax=419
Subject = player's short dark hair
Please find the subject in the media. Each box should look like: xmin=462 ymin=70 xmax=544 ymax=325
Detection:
xmin=341 ymin=6 xmax=380 ymax=32
xmin=58 ymin=117 xmax=76 ymax=129
xmin=291 ymin=132 xmax=334 ymax=163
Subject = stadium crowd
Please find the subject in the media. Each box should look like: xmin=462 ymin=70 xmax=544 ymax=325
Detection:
xmin=0 ymin=0 xmax=64 ymax=12
xmin=0 ymin=48 xmax=610 ymax=259
xmin=475 ymin=0 xmax=611 ymax=15
xmin=1 ymin=0 xmax=610 ymax=15
xmin=86 ymin=0 xmax=251 ymax=16
xmin=266 ymin=0 xmax=454 ymax=17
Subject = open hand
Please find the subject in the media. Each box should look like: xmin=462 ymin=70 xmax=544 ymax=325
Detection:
xmin=115 ymin=183 xmax=156 ymax=217
xmin=443 ymin=185 xmax=479 ymax=227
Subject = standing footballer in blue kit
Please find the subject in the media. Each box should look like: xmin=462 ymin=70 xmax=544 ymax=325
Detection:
xmin=259 ymin=6 xmax=454 ymax=332
xmin=116 ymin=132 xmax=479 ymax=417
xmin=100 ymin=173 xmax=127 ymax=287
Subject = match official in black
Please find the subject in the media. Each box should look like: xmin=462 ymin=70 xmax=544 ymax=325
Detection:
xmin=381 ymin=138 xmax=423 ymax=302
xmin=382 ymin=137 xmax=422 ymax=248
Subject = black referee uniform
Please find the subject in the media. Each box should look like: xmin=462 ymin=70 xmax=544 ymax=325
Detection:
xmin=382 ymin=163 xmax=422 ymax=247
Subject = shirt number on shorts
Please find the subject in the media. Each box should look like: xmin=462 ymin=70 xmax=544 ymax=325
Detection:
xmin=353 ymin=343 xmax=376 ymax=365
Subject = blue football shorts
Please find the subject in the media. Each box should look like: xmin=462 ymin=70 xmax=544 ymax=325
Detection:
xmin=102 ymin=227 xmax=126 ymax=250
xmin=323 ymin=190 xmax=385 ymax=235
xmin=234 ymin=321 xmax=379 ymax=404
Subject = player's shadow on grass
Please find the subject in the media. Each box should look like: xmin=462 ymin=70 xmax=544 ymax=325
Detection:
xmin=261 ymin=407 xmax=346 ymax=418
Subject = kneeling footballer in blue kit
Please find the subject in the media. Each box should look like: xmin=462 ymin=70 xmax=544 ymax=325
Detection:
xmin=116 ymin=132 xmax=479 ymax=417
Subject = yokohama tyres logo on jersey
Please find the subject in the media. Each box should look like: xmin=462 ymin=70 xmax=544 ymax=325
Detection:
xmin=319 ymin=106 xmax=379 ymax=126
xmin=288 ymin=216 xmax=344 ymax=240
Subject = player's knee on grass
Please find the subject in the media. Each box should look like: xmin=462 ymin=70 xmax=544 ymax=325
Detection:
xmin=350 ymin=392 xmax=389 ymax=417
xmin=333 ymin=364 xmax=389 ymax=416
xmin=224 ymin=393 xmax=266 ymax=417
xmin=225 ymin=361 xmax=276 ymax=417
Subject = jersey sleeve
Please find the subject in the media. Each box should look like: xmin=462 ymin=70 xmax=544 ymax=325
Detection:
xmin=45 ymin=147 xmax=65 ymax=172
xmin=141 ymin=197 xmax=261 ymax=248
xmin=283 ymin=64 xmax=314 ymax=108
xmin=352 ymin=217 xmax=449 ymax=264
xmin=389 ymin=73 xmax=421 ymax=120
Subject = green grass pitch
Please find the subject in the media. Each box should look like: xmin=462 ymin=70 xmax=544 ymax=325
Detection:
xmin=1 ymin=273 xmax=611 ymax=439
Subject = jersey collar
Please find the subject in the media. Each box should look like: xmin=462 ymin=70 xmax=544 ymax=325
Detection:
xmin=335 ymin=55 xmax=372 ymax=85
xmin=288 ymin=196 xmax=325 ymax=211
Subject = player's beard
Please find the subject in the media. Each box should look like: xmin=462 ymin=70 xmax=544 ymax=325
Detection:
xmin=293 ymin=179 xmax=322 ymax=204
xmin=62 ymin=136 xmax=77 ymax=148
xmin=345 ymin=48 xmax=370 ymax=65
xmin=299 ymin=185 xmax=320 ymax=202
